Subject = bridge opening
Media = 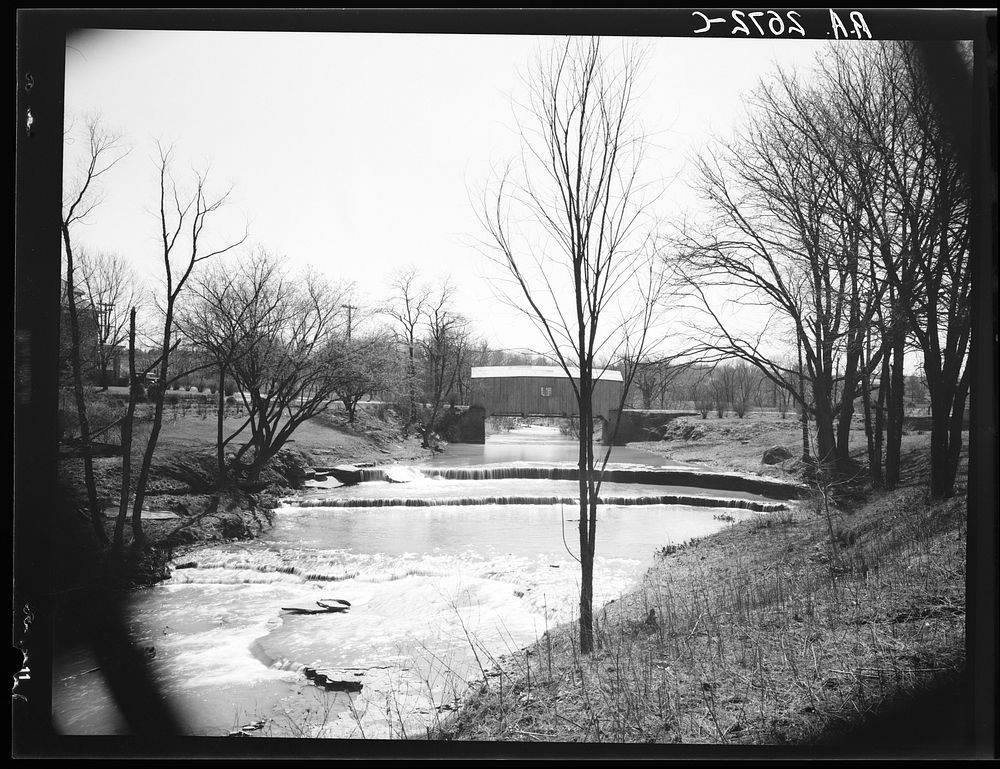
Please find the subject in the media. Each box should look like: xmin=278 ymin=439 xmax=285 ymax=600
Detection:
xmin=485 ymin=414 xmax=611 ymax=443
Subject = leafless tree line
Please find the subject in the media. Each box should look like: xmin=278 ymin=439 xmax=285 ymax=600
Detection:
xmin=478 ymin=37 xmax=973 ymax=656
xmin=60 ymin=119 xmax=533 ymax=553
xmin=674 ymin=42 xmax=971 ymax=498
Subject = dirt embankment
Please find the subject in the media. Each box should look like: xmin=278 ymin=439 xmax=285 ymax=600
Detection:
xmin=630 ymin=414 xmax=935 ymax=479
xmin=626 ymin=414 xmax=809 ymax=480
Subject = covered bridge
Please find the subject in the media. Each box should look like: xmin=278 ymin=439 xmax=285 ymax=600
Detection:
xmin=470 ymin=365 xmax=624 ymax=419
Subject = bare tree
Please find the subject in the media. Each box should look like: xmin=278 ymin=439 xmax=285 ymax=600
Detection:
xmin=753 ymin=46 xmax=910 ymax=487
xmin=820 ymin=42 xmax=971 ymax=497
xmin=710 ymin=364 xmax=736 ymax=418
xmin=417 ymin=281 xmax=470 ymax=448
xmin=179 ymin=249 xmax=285 ymax=483
xmin=61 ymin=116 xmax=130 ymax=544
xmin=219 ymin=264 xmax=351 ymax=484
xmin=676 ymin=55 xmax=887 ymax=474
xmin=769 ymin=358 xmax=795 ymax=418
xmin=330 ymin=330 xmax=397 ymax=424
xmin=731 ymin=362 xmax=762 ymax=418
xmin=384 ymin=266 xmax=431 ymax=424
xmin=480 ymin=38 xmax=669 ymax=654
xmin=112 ymin=309 xmax=138 ymax=549
xmin=690 ymin=373 xmax=714 ymax=419
xmin=746 ymin=42 xmax=972 ymax=494
xmin=456 ymin=336 xmax=492 ymax=405
xmin=129 ymin=145 xmax=247 ymax=545
xmin=77 ymin=250 xmax=140 ymax=389
xmin=627 ymin=356 xmax=688 ymax=410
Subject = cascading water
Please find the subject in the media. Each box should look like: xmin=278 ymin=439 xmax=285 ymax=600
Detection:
xmin=52 ymin=426 xmax=795 ymax=739
xmin=342 ymin=465 xmax=803 ymax=500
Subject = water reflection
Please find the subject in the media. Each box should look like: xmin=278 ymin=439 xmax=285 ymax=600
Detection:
xmin=424 ymin=424 xmax=688 ymax=467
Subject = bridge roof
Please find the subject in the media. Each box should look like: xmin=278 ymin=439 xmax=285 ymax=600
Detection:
xmin=471 ymin=365 xmax=623 ymax=382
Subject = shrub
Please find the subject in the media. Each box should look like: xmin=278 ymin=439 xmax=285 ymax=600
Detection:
xmin=747 ymin=509 xmax=796 ymax=530
xmin=834 ymin=524 xmax=857 ymax=549
xmin=225 ymin=395 xmax=237 ymax=406
xmin=60 ymin=395 xmax=127 ymax=444
xmin=224 ymin=381 xmax=236 ymax=397
xmin=58 ymin=406 xmax=77 ymax=439
xmin=165 ymin=393 xmax=180 ymax=406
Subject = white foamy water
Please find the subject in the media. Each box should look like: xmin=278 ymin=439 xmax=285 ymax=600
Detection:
xmin=52 ymin=428 xmax=779 ymax=739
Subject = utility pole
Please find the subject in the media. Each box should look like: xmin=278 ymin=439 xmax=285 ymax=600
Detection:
xmin=342 ymin=303 xmax=358 ymax=342
xmin=98 ymin=301 xmax=114 ymax=342
xmin=98 ymin=301 xmax=114 ymax=387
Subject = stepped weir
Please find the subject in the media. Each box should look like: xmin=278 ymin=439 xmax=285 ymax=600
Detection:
xmin=316 ymin=464 xmax=806 ymax=500
xmin=290 ymin=494 xmax=787 ymax=513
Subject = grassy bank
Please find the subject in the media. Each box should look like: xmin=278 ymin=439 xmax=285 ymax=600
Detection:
xmin=56 ymin=400 xmax=433 ymax=587
xmin=432 ymin=416 xmax=968 ymax=751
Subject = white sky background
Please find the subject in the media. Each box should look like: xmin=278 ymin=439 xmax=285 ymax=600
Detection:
xmin=64 ymin=30 xmax=835 ymax=356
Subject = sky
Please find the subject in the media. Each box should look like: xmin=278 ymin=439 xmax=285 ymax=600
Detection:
xmin=63 ymin=29 xmax=835 ymax=356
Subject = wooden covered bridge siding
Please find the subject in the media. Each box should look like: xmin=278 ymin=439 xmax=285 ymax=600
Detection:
xmin=451 ymin=366 xmax=699 ymax=446
xmin=470 ymin=366 xmax=624 ymax=420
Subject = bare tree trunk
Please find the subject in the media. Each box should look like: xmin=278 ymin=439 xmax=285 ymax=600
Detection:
xmin=835 ymin=256 xmax=864 ymax=466
xmin=928 ymin=361 xmax=969 ymax=498
xmin=62 ymin=227 xmax=106 ymax=545
xmin=861 ymin=330 xmax=882 ymax=486
xmin=942 ymin=367 xmax=969 ymax=496
xmin=884 ymin=327 xmax=906 ymax=488
xmin=798 ymin=338 xmax=811 ymax=465
xmin=113 ymin=309 xmax=137 ymax=550
xmin=577 ymin=368 xmax=595 ymax=654
xmin=407 ymin=339 xmax=416 ymax=424
xmin=131 ymin=313 xmax=173 ymax=548
xmin=128 ymin=148 xmax=246 ymax=546
xmin=812 ymin=392 xmax=838 ymax=472
xmin=874 ymin=348 xmax=889 ymax=483
xmin=216 ymin=367 xmax=227 ymax=485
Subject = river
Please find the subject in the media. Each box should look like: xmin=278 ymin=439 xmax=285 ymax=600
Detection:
xmin=52 ymin=425 xmax=781 ymax=739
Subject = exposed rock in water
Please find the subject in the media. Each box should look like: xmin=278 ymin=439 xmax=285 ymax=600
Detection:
xmin=281 ymin=599 xmax=351 ymax=615
xmin=253 ymin=447 xmax=313 ymax=490
xmin=151 ymin=447 xmax=313 ymax=495
xmin=163 ymin=492 xmax=276 ymax=548
xmin=328 ymin=465 xmax=363 ymax=484
xmin=762 ymin=445 xmax=793 ymax=465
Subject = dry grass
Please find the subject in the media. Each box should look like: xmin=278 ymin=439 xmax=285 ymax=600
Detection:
xmin=432 ymin=443 xmax=968 ymax=748
xmin=64 ymin=390 xmax=429 ymax=467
